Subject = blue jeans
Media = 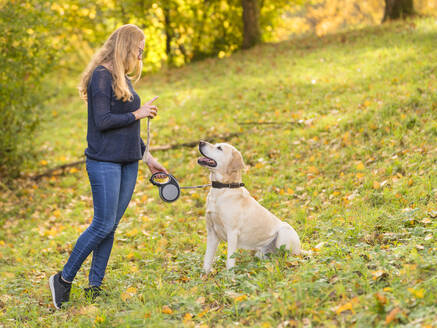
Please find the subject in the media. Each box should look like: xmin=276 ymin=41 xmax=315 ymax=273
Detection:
xmin=62 ymin=158 xmax=138 ymax=286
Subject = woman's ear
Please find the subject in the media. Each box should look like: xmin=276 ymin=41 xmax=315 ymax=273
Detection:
xmin=227 ymin=149 xmax=245 ymax=174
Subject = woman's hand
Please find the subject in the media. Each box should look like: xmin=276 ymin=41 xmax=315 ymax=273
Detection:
xmin=146 ymin=153 xmax=168 ymax=175
xmin=133 ymin=96 xmax=159 ymax=120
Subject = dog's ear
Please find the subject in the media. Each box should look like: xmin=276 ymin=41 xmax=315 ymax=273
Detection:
xmin=227 ymin=149 xmax=245 ymax=174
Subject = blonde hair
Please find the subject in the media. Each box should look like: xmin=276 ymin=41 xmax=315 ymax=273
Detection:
xmin=79 ymin=24 xmax=144 ymax=102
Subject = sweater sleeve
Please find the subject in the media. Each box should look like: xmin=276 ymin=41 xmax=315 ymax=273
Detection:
xmin=90 ymin=69 xmax=136 ymax=132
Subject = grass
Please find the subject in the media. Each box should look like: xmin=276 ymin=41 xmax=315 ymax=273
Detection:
xmin=1 ymin=17 xmax=436 ymax=327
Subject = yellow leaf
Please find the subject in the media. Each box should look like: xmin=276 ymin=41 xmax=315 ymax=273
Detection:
xmin=332 ymin=191 xmax=341 ymax=196
xmin=40 ymin=160 xmax=48 ymax=166
xmin=407 ymin=288 xmax=424 ymax=298
xmin=126 ymin=228 xmax=139 ymax=237
xmin=183 ymin=313 xmax=193 ymax=321
xmin=126 ymin=287 xmax=137 ymax=294
xmin=69 ymin=167 xmax=79 ymax=174
xmin=287 ymin=188 xmax=294 ymax=195
xmin=356 ymin=162 xmax=365 ymax=170
xmin=373 ymin=181 xmax=380 ymax=189
xmin=197 ymin=308 xmax=208 ymax=318
xmin=408 ymin=179 xmax=413 ymax=186
xmin=335 ymin=302 xmax=354 ymax=315
xmin=308 ymin=166 xmax=319 ymax=174
xmin=234 ymin=295 xmax=247 ymax=302
xmin=356 ymin=172 xmax=364 ymax=179
xmin=162 ymin=305 xmax=173 ymax=314
xmin=121 ymin=287 xmax=137 ymax=301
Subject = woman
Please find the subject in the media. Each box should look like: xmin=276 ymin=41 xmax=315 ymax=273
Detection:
xmin=49 ymin=24 xmax=167 ymax=309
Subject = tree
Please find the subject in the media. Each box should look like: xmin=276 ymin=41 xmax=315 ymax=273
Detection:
xmin=382 ymin=0 xmax=415 ymax=22
xmin=242 ymin=0 xmax=261 ymax=49
xmin=0 ymin=0 xmax=62 ymax=180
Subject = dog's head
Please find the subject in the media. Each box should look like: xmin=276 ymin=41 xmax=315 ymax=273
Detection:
xmin=198 ymin=141 xmax=245 ymax=178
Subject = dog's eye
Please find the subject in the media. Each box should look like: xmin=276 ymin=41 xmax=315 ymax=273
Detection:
xmin=217 ymin=146 xmax=223 ymax=151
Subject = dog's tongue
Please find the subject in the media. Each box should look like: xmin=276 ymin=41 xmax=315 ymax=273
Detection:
xmin=198 ymin=157 xmax=216 ymax=166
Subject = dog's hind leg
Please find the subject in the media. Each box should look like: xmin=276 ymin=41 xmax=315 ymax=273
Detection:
xmin=275 ymin=223 xmax=301 ymax=255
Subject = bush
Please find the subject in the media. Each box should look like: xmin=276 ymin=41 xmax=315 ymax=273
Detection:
xmin=0 ymin=0 xmax=62 ymax=181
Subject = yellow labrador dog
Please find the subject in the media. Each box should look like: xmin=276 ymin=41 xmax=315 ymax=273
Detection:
xmin=198 ymin=141 xmax=303 ymax=273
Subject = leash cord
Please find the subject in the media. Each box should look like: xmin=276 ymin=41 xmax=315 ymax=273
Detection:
xmin=180 ymin=184 xmax=211 ymax=189
xmin=143 ymin=117 xmax=211 ymax=189
xmin=142 ymin=117 xmax=151 ymax=163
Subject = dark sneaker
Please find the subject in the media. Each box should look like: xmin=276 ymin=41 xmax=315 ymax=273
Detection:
xmin=84 ymin=286 xmax=105 ymax=302
xmin=49 ymin=272 xmax=71 ymax=309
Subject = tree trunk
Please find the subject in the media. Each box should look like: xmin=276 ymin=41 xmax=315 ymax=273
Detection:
xmin=382 ymin=0 xmax=415 ymax=22
xmin=163 ymin=4 xmax=173 ymax=64
xmin=241 ymin=0 xmax=261 ymax=49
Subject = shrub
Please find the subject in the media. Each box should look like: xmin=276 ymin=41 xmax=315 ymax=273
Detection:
xmin=0 ymin=0 xmax=62 ymax=180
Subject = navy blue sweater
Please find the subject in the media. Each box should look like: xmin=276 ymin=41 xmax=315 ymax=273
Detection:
xmin=85 ymin=65 xmax=145 ymax=163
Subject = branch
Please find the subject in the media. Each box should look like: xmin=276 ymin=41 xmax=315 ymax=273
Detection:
xmin=237 ymin=121 xmax=302 ymax=126
xmin=30 ymin=131 xmax=241 ymax=180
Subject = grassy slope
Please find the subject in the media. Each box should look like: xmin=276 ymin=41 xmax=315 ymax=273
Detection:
xmin=0 ymin=18 xmax=436 ymax=327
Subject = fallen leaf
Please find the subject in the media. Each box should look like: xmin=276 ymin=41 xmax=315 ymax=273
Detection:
xmin=407 ymin=288 xmax=424 ymax=298
xmin=385 ymin=307 xmax=401 ymax=324
xmin=121 ymin=287 xmax=137 ymax=301
xmin=234 ymin=295 xmax=247 ymax=302
xmin=162 ymin=305 xmax=173 ymax=314
xmin=372 ymin=270 xmax=388 ymax=281
xmin=356 ymin=162 xmax=365 ymax=170
xmin=375 ymin=292 xmax=387 ymax=304
xmin=335 ymin=302 xmax=355 ymax=315
xmin=183 ymin=312 xmax=193 ymax=321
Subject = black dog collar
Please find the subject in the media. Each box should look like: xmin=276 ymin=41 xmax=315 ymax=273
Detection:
xmin=212 ymin=181 xmax=245 ymax=189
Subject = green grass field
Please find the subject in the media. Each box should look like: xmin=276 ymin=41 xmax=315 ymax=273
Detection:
xmin=0 ymin=18 xmax=436 ymax=327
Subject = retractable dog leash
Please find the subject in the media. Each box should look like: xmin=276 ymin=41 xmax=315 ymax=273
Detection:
xmin=143 ymin=117 xmax=211 ymax=202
